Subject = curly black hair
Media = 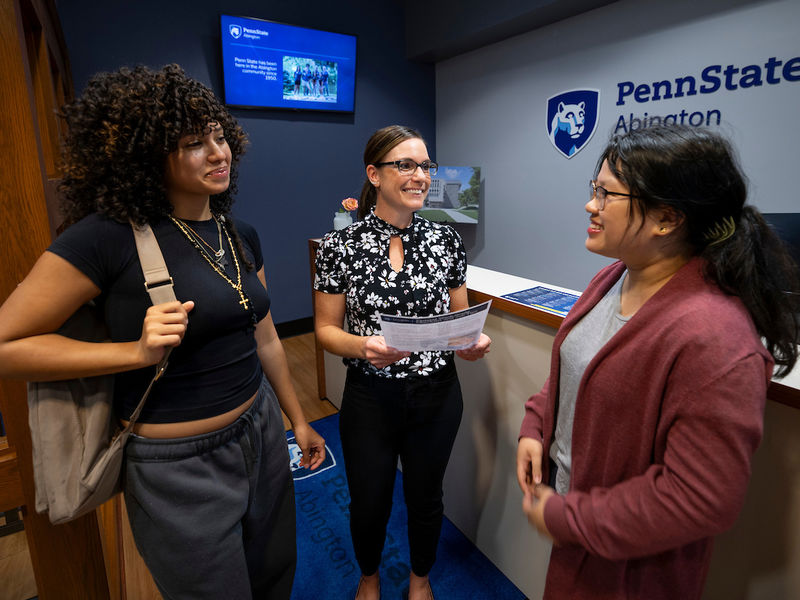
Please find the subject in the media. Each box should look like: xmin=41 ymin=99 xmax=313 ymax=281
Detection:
xmin=59 ymin=63 xmax=249 ymax=222
xmin=58 ymin=63 xmax=254 ymax=267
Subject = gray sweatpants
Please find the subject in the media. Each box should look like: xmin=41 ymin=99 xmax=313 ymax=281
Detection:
xmin=123 ymin=377 xmax=296 ymax=600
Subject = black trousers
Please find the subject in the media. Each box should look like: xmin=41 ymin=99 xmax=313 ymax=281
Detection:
xmin=339 ymin=362 xmax=463 ymax=577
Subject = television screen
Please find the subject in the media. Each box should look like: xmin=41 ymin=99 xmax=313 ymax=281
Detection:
xmin=763 ymin=212 xmax=800 ymax=290
xmin=417 ymin=166 xmax=481 ymax=224
xmin=220 ymin=14 xmax=356 ymax=113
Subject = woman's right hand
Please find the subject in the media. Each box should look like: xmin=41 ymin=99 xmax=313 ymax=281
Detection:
xmin=363 ymin=335 xmax=410 ymax=370
xmin=137 ymin=300 xmax=195 ymax=365
xmin=517 ymin=436 xmax=544 ymax=495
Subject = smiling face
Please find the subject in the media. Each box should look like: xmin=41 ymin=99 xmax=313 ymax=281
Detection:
xmin=585 ymin=159 xmax=663 ymax=264
xmin=164 ymin=123 xmax=231 ymax=214
xmin=368 ymin=137 xmax=430 ymax=227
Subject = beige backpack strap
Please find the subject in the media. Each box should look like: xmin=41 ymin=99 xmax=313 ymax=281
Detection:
xmin=126 ymin=222 xmax=177 ymax=426
xmin=131 ymin=223 xmax=177 ymax=305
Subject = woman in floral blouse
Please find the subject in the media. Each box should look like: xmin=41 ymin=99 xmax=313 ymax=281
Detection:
xmin=314 ymin=125 xmax=491 ymax=600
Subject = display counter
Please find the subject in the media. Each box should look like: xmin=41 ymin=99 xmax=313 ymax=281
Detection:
xmin=465 ymin=266 xmax=800 ymax=409
xmin=310 ymin=242 xmax=800 ymax=598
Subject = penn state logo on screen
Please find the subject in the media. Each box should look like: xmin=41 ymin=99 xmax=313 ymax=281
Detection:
xmin=287 ymin=436 xmax=336 ymax=480
xmin=229 ymin=24 xmax=242 ymax=39
xmin=546 ymin=89 xmax=599 ymax=159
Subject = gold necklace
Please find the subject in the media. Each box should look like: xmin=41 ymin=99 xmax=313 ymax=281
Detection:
xmin=169 ymin=216 xmax=250 ymax=310
xmin=174 ymin=216 xmax=227 ymax=266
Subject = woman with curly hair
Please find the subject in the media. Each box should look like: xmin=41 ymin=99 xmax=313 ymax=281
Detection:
xmin=0 ymin=63 xmax=325 ymax=599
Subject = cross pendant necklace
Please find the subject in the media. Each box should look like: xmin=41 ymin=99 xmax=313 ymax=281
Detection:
xmin=237 ymin=291 xmax=250 ymax=309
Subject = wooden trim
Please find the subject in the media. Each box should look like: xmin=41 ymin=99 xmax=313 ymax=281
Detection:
xmin=0 ymin=444 xmax=25 ymax=510
xmin=96 ymin=496 xmax=125 ymax=600
xmin=0 ymin=0 xmax=111 ymax=597
xmin=308 ymin=239 xmax=327 ymax=400
xmin=275 ymin=316 xmax=314 ymax=339
xmin=24 ymin=0 xmax=73 ymax=98
xmin=467 ymin=289 xmax=564 ymax=330
xmin=768 ymin=380 xmax=800 ymax=410
xmin=23 ymin=17 xmax=60 ymax=177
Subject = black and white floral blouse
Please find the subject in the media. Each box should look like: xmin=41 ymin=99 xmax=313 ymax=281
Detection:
xmin=314 ymin=210 xmax=467 ymax=378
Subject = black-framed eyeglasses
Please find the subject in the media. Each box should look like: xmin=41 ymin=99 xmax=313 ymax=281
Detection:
xmin=374 ymin=159 xmax=438 ymax=176
xmin=590 ymin=180 xmax=636 ymax=211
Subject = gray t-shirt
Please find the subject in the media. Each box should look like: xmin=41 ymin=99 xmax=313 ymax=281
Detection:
xmin=550 ymin=273 xmax=629 ymax=494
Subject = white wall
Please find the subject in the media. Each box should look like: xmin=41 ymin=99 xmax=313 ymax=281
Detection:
xmin=436 ymin=0 xmax=800 ymax=291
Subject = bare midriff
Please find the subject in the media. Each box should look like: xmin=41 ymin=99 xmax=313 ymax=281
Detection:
xmin=120 ymin=392 xmax=257 ymax=439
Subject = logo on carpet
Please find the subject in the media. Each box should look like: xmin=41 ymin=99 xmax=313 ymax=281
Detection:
xmin=287 ymin=438 xmax=337 ymax=480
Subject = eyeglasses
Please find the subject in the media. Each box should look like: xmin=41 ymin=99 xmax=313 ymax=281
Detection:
xmin=374 ymin=159 xmax=438 ymax=176
xmin=590 ymin=180 xmax=636 ymax=211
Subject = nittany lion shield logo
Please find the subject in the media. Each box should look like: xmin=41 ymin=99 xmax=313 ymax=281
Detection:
xmin=229 ymin=24 xmax=242 ymax=39
xmin=287 ymin=436 xmax=336 ymax=480
xmin=546 ymin=89 xmax=599 ymax=159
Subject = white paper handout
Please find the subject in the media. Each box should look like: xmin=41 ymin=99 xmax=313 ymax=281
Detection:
xmin=377 ymin=301 xmax=491 ymax=352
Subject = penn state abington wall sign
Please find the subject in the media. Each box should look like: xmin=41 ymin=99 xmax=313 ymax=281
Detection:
xmin=546 ymin=89 xmax=599 ymax=159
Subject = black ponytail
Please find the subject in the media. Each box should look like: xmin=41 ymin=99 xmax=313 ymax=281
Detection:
xmin=357 ymin=179 xmax=377 ymax=221
xmin=703 ymin=207 xmax=799 ymax=377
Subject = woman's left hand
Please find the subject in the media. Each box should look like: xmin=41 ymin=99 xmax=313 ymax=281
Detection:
xmin=455 ymin=333 xmax=491 ymax=361
xmin=292 ymin=423 xmax=326 ymax=470
xmin=522 ymin=483 xmax=556 ymax=543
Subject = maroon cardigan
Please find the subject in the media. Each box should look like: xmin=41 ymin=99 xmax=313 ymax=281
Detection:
xmin=520 ymin=257 xmax=772 ymax=600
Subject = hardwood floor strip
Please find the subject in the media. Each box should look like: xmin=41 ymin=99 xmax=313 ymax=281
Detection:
xmin=280 ymin=332 xmax=338 ymax=429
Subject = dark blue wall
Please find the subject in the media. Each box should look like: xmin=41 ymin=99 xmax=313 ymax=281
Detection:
xmin=56 ymin=0 xmax=435 ymax=326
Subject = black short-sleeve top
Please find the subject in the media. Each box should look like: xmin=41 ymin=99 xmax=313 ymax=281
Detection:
xmin=314 ymin=210 xmax=467 ymax=378
xmin=48 ymin=213 xmax=270 ymax=423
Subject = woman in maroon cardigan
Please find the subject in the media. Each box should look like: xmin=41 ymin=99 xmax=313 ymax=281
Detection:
xmin=516 ymin=124 xmax=798 ymax=600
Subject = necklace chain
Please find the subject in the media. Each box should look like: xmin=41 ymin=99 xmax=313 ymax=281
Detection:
xmin=175 ymin=216 xmax=226 ymax=266
xmin=169 ymin=215 xmax=250 ymax=310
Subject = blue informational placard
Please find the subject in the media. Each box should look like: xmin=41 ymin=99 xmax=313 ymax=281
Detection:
xmin=501 ymin=286 xmax=579 ymax=317
xmin=220 ymin=14 xmax=356 ymax=113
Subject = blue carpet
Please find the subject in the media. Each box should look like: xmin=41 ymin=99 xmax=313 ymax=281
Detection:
xmin=287 ymin=413 xmax=526 ymax=599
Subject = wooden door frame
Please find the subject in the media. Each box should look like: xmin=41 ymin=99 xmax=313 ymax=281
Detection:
xmin=0 ymin=0 xmax=114 ymax=597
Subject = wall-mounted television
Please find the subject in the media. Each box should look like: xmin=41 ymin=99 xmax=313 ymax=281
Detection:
xmin=220 ymin=14 xmax=357 ymax=113
xmin=762 ymin=213 xmax=800 ymax=293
